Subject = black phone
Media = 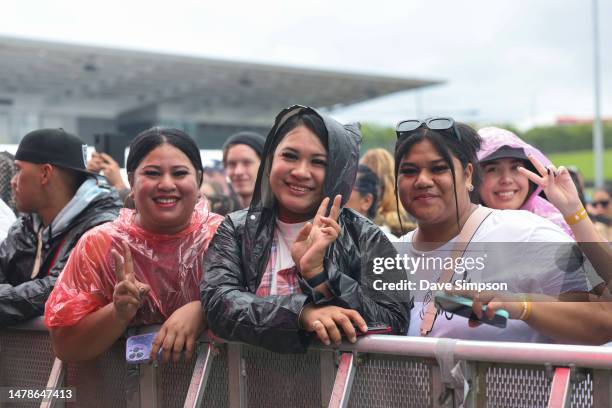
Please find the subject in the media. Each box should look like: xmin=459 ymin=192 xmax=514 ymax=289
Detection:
xmin=353 ymin=323 xmax=393 ymax=336
xmin=93 ymin=133 xmax=126 ymax=167
xmin=434 ymin=293 xmax=509 ymax=328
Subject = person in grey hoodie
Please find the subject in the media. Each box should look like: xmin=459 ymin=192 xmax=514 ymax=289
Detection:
xmin=0 ymin=129 xmax=121 ymax=326
xmin=201 ymin=105 xmax=410 ymax=353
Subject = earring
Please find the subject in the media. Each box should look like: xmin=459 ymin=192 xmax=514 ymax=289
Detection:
xmin=467 ymin=184 xmax=474 ymax=192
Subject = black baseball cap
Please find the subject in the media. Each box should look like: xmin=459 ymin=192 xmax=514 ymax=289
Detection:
xmin=480 ymin=145 xmax=528 ymax=163
xmin=15 ymin=128 xmax=96 ymax=177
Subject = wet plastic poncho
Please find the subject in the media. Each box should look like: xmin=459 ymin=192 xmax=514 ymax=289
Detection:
xmin=201 ymin=106 xmax=410 ymax=353
xmin=477 ymin=127 xmax=573 ymax=238
xmin=45 ymin=200 xmax=223 ymax=327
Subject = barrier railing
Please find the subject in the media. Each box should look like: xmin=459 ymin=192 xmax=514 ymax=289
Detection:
xmin=1 ymin=318 xmax=612 ymax=408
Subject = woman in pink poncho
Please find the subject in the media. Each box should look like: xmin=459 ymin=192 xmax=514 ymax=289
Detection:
xmin=477 ymin=126 xmax=574 ymax=238
xmin=45 ymin=127 xmax=223 ymax=362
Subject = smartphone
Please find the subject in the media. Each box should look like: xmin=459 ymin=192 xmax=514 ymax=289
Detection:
xmin=434 ymin=293 xmax=509 ymax=328
xmin=93 ymin=133 xmax=126 ymax=167
xmin=126 ymin=332 xmax=158 ymax=364
xmin=349 ymin=323 xmax=393 ymax=337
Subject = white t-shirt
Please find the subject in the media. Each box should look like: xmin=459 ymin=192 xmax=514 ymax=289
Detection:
xmin=0 ymin=198 xmax=15 ymax=242
xmin=399 ymin=208 xmax=592 ymax=343
xmin=379 ymin=224 xmax=399 ymax=242
xmin=255 ymin=219 xmax=307 ymax=296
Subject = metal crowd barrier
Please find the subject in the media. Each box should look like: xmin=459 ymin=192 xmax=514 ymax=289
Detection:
xmin=1 ymin=318 xmax=612 ymax=407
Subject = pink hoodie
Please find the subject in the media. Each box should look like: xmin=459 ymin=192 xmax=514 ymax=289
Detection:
xmin=477 ymin=126 xmax=574 ymax=239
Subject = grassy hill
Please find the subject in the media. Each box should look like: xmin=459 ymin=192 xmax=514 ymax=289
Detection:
xmin=546 ymin=149 xmax=612 ymax=183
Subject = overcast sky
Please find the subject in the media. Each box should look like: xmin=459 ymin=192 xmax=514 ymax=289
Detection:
xmin=2 ymin=0 xmax=611 ymax=129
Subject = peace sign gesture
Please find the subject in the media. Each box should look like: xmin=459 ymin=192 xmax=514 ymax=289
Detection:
xmin=518 ymin=155 xmax=582 ymax=216
xmin=291 ymin=195 xmax=342 ymax=279
xmin=112 ymin=242 xmax=151 ymax=324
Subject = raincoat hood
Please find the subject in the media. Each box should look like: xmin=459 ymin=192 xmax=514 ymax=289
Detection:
xmin=200 ymin=106 xmax=410 ymax=353
xmin=252 ymin=105 xmax=361 ymax=212
xmin=477 ymin=126 xmax=573 ymax=237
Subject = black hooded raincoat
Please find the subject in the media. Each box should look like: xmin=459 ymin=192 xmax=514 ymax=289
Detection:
xmin=201 ymin=106 xmax=410 ymax=353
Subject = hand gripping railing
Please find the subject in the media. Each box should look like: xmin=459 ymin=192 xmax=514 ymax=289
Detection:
xmin=2 ymin=318 xmax=612 ymax=408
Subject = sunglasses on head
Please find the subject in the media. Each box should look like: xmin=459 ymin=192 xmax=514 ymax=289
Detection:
xmin=395 ymin=117 xmax=462 ymax=142
xmin=592 ymin=200 xmax=609 ymax=208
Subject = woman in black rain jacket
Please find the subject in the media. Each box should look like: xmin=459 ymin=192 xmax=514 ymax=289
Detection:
xmin=201 ymin=105 xmax=410 ymax=353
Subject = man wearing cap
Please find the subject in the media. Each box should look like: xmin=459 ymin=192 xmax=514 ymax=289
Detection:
xmin=222 ymin=131 xmax=265 ymax=209
xmin=0 ymin=129 xmax=122 ymax=326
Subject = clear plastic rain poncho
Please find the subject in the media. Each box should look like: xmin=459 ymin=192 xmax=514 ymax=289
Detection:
xmin=45 ymin=200 xmax=223 ymax=327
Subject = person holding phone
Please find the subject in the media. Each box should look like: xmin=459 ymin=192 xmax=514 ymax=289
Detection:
xmin=45 ymin=127 xmax=223 ymax=362
xmin=87 ymin=151 xmax=127 ymax=191
xmin=394 ymin=118 xmax=608 ymax=344
xmin=201 ymin=105 xmax=409 ymax=353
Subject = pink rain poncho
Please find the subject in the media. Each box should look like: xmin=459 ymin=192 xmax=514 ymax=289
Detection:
xmin=45 ymin=200 xmax=223 ymax=327
xmin=477 ymin=127 xmax=574 ymax=238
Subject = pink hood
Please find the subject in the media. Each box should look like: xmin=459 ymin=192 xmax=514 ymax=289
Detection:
xmin=477 ymin=127 xmax=574 ymax=238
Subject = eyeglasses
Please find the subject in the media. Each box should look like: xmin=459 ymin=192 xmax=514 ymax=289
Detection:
xmin=395 ymin=117 xmax=462 ymax=142
xmin=592 ymin=200 xmax=609 ymax=208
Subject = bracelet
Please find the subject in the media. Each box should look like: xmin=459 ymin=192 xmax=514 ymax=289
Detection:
xmin=306 ymin=270 xmax=328 ymax=288
xmin=564 ymin=207 xmax=588 ymax=225
xmin=518 ymin=298 xmax=532 ymax=321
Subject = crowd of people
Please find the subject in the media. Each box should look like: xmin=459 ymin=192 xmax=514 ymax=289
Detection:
xmin=0 ymin=105 xmax=610 ymax=363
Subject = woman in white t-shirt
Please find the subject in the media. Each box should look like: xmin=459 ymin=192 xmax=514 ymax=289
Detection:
xmin=393 ymin=118 xmax=610 ymax=345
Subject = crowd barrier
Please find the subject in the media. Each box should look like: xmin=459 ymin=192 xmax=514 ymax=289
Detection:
xmin=1 ymin=318 xmax=612 ymax=408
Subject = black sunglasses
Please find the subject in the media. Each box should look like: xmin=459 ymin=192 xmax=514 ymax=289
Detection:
xmin=592 ymin=200 xmax=609 ymax=208
xmin=395 ymin=117 xmax=462 ymax=142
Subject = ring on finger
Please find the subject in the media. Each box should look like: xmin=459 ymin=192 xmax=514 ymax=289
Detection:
xmin=312 ymin=319 xmax=322 ymax=329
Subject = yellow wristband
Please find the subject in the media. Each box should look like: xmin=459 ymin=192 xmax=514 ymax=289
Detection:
xmin=519 ymin=299 xmax=532 ymax=321
xmin=564 ymin=207 xmax=588 ymax=225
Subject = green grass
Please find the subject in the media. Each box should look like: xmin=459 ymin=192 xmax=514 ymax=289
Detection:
xmin=546 ymin=149 xmax=612 ymax=182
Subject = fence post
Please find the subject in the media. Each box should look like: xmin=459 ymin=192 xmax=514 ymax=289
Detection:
xmin=320 ymin=350 xmax=336 ymax=407
xmin=183 ymin=343 xmax=216 ymax=408
xmin=228 ymin=343 xmax=246 ymax=408
xmin=138 ymin=363 xmax=158 ymax=408
xmin=547 ymin=367 xmax=571 ymax=408
xmin=328 ymin=352 xmax=356 ymax=408
xmin=40 ymin=358 xmax=66 ymax=408
xmin=472 ymin=362 xmax=488 ymax=408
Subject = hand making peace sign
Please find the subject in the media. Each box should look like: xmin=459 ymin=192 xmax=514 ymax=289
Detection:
xmin=291 ymin=194 xmax=342 ymax=279
xmin=111 ymin=241 xmax=151 ymax=324
xmin=518 ymin=154 xmax=582 ymax=217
